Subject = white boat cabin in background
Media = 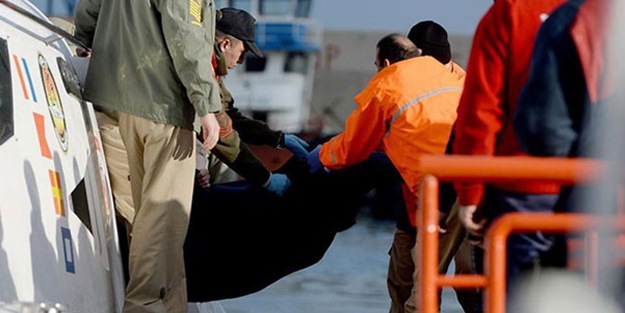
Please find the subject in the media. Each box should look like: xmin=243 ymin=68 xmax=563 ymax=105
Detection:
xmin=215 ymin=0 xmax=322 ymax=134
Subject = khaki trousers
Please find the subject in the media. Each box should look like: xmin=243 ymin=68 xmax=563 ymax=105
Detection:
xmin=388 ymin=200 xmax=480 ymax=313
xmin=95 ymin=111 xmax=135 ymax=225
xmin=119 ymin=113 xmax=195 ymax=313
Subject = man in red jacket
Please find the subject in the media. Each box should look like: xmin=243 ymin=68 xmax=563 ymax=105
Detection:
xmin=451 ymin=0 xmax=565 ymax=305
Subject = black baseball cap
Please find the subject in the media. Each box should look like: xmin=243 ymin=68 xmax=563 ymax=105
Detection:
xmin=216 ymin=8 xmax=264 ymax=58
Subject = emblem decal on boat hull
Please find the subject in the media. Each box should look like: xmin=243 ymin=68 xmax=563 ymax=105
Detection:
xmin=39 ymin=53 xmax=68 ymax=151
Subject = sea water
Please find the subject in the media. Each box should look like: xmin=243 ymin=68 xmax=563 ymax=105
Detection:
xmin=218 ymin=216 xmax=464 ymax=313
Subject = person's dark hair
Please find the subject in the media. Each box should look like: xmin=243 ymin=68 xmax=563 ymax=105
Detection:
xmin=215 ymin=29 xmax=241 ymax=43
xmin=376 ymin=33 xmax=420 ymax=65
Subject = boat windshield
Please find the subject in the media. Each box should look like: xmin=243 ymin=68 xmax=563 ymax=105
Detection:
xmin=230 ymin=0 xmax=252 ymax=12
xmin=217 ymin=0 xmax=312 ymax=18
xmin=295 ymin=0 xmax=311 ymax=17
xmin=284 ymin=52 xmax=308 ymax=74
xmin=260 ymin=0 xmax=290 ymax=15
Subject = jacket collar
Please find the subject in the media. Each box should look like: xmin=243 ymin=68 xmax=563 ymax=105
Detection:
xmin=213 ymin=43 xmax=229 ymax=77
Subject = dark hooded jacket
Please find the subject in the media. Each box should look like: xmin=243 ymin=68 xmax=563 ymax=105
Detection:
xmin=208 ymin=44 xmax=284 ymax=185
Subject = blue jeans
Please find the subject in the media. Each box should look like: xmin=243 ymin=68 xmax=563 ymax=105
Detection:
xmin=473 ymin=188 xmax=562 ymax=309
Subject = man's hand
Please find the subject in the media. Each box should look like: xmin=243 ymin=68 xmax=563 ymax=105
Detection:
xmin=306 ymin=145 xmax=325 ymax=173
xmin=264 ymin=173 xmax=291 ymax=196
xmin=282 ymin=133 xmax=309 ymax=161
xmin=197 ymin=169 xmax=211 ymax=189
xmin=76 ymin=48 xmax=91 ymax=57
xmin=200 ymin=113 xmax=220 ymax=150
xmin=458 ymin=204 xmax=486 ymax=244
xmin=438 ymin=210 xmax=449 ymax=233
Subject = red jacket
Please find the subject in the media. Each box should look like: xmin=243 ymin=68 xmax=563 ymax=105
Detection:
xmin=572 ymin=0 xmax=612 ymax=104
xmin=452 ymin=0 xmax=565 ymax=206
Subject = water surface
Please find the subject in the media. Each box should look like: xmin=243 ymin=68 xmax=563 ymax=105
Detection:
xmin=219 ymin=216 xmax=464 ymax=313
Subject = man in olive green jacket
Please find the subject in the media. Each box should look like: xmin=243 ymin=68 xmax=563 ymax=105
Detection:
xmin=196 ymin=8 xmax=309 ymax=196
xmin=74 ymin=0 xmax=221 ymax=312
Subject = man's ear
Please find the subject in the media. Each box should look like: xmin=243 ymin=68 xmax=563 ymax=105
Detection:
xmin=219 ymin=38 xmax=231 ymax=52
xmin=383 ymin=59 xmax=391 ymax=68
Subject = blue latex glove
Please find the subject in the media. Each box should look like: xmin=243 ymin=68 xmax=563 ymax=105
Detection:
xmin=306 ymin=145 xmax=324 ymax=173
xmin=283 ymin=133 xmax=310 ymax=161
xmin=264 ymin=173 xmax=291 ymax=196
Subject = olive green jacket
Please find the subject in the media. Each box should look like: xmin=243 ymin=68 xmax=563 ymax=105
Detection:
xmin=74 ymin=0 xmax=221 ymax=129
xmin=209 ymin=46 xmax=283 ymax=185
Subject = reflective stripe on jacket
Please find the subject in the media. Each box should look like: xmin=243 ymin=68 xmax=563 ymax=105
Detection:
xmin=319 ymin=56 xmax=464 ymax=195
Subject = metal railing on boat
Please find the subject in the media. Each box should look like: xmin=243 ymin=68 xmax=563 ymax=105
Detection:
xmin=416 ymin=155 xmax=625 ymax=313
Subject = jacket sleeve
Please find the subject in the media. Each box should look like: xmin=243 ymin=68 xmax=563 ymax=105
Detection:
xmin=156 ymin=0 xmax=221 ymax=116
xmin=73 ymin=0 xmax=102 ymax=48
xmin=210 ymin=112 xmax=271 ymax=185
xmin=451 ymin=2 xmax=510 ymax=206
xmin=228 ymin=106 xmax=282 ymax=147
xmin=319 ymin=91 xmax=388 ymax=170
xmin=515 ymin=4 xmax=586 ymax=157
xmin=212 ymin=142 xmax=272 ymax=185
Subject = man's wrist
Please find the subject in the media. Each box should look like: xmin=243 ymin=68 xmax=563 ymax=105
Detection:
xmin=277 ymin=132 xmax=286 ymax=148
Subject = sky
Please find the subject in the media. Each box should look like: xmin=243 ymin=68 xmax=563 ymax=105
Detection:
xmin=310 ymin=0 xmax=493 ymax=35
xmin=28 ymin=0 xmax=494 ymax=36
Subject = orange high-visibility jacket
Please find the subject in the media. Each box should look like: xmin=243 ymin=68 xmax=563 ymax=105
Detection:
xmin=319 ymin=56 xmax=464 ymax=199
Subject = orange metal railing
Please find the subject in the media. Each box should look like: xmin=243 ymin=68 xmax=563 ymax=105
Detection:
xmin=484 ymin=213 xmax=625 ymax=313
xmin=415 ymin=155 xmax=619 ymax=313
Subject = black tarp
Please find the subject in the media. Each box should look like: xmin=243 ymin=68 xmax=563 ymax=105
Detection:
xmin=184 ymin=155 xmax=402 ymax=302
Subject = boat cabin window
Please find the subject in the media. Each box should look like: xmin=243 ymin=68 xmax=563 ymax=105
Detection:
xmin=0 ymin=39 xmax=14 ymax=146
xmin=295 ymin=0 xmax=311 ymax=17
xmin=260 ymin=0 xmax=292 ymax=16
xmin=231 ymin=0 xmax=252 ymax=12
xmin=245 ymin=55 xmax=267 ymax=72
xmin=284 ymin=52 xmax=308 ymax=74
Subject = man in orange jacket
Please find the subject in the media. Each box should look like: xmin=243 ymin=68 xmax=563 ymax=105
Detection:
xmin=451 ymin=0 xmax=565 ymax=307
xmin=306 ymin=33 xmax=464 ymax=312
xmin=382 ymin=20 xmax=477 ymax=313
